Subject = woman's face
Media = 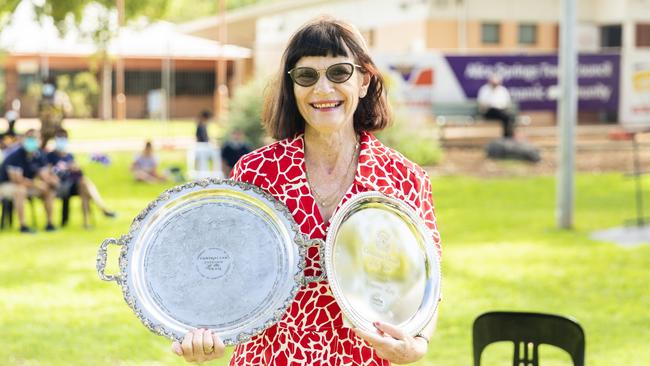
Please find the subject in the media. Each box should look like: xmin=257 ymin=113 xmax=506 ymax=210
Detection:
xmin=292 ymin=54 xmax=369 ymax=135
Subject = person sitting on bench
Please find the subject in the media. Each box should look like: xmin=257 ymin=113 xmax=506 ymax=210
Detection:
xmin=46 ymin=128 xmax=115 ymax=228
xmin=478 ymin=74 xmax=515 ymax=139
xmin=0 ymin=129 xmax=58 ymax=233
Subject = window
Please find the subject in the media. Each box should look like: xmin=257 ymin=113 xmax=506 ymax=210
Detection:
xmin=175 ymin=71 xmax=215 ymax=95
xmin=481 ymin=23 xmax=500 ymax=44
xmin=518 ymin=24 xmax=537 ymax=45
xmin=117 ymin=70 xmax=216 ymax=96
xmin=600 ymin=25 xmax=622 ymax=48
xmin=122 ymin=71 xmax=161 ymax=95
xmin=637 ymin=23 xmax=650 ymax=47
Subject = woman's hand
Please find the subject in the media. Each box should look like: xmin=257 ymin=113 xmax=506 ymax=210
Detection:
xmin=171 ymin=328 xmax=226 ymax=363
xmin=352 ymin=321 xmax=428 ymax=365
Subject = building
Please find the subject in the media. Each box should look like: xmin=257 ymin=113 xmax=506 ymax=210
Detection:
xmin=181 ymin=0 xmax=650 ymax=126
xmin=0 ymin=1 xmax=252 ymax=119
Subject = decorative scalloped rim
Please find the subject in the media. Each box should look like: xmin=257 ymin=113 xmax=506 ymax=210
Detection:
xmin=323 ymin=191 xmax=443 ymax=336
xmin=109 ymin=178 xmax=307 ymax=344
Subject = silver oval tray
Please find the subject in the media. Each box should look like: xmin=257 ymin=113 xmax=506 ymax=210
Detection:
xmin=96 ymin=179 xmax=305 ymax=344
xmin=324 ymin=191 xmax=441 ymax=336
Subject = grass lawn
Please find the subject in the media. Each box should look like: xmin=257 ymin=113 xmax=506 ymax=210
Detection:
xmin=0 ymin=135 xmax=648 ymax=365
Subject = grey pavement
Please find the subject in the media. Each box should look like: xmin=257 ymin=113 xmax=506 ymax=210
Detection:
xmin=591 ymin=226 xmax=650 ymax=248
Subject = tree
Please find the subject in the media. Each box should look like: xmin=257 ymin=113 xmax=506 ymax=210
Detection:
xmin=15 ymin=0 xmax=172 ymax=119
xmin=0 ymin=0 xmax=21 ymax=31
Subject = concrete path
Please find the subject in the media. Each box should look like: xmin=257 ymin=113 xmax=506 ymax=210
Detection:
xmin=591 ymin=226 xmax=650 ymax=247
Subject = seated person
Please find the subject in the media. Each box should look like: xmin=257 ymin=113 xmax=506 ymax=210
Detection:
xmin=0 ymin=134 xmax=17 ymax=161
xmin=220 ymin=128 xmax=252 ymax=177
xmin=131 ymin=141 xmax=167 ymax=183
xmin=477 ymin=74 xmax=516 ymax=139
xmin=46 ymin=128 xmax=115 ymax=228
xmin=0 ymin=129 xmax=58 ymax=233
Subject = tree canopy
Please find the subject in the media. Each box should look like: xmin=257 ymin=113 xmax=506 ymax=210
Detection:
xmin=1 ymin=0 xmax=272 ymax=31
xmin=0 ymin=0 xmax=21 ymax=30
xmin=1 ymin=0 xmax=170 ymax=35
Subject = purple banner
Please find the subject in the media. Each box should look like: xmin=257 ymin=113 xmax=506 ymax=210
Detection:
xmin=445 ymin=54 xmax=620 ymax=111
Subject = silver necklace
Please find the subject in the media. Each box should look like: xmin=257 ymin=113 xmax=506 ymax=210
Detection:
xmin=306 ymin=138 xmax=359 ymax=208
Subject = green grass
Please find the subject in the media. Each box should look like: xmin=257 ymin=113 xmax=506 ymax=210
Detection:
xmin=1 ymin=136 xmax=648 ymax=365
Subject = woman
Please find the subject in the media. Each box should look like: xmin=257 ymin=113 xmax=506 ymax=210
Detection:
xmin=172 ymin=17 xmax=441 ymax=365
xmin=131 ymin=141 xmax=167 ymax=183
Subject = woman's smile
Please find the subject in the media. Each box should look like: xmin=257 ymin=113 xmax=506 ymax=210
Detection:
xmin=310 ymin=100 xmax=344 ymax=111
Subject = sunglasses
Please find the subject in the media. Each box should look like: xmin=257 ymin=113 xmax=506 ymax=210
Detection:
xmin=287 ymin=62 xmax=362 ymax=87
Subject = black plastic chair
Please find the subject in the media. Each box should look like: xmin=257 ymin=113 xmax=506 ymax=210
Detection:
xmin=473 ymin=311 xmax=585 ymax=366
xmin=60 ymin=193 xmax=94 ymax=228
xmin=0 ymin=198 xmax=13 ymax=229
xmin=1 ymin=197 xmax=37 ymax=230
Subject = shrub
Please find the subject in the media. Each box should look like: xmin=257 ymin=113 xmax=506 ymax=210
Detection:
xmin=376 ymin=109 xmax=442 ymax=167
xmin=223 ymin=76 xmax=269 ymax=148
xmin=57 ymin=72 xmax=99 ymax=118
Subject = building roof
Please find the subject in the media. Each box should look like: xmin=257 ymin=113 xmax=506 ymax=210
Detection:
xmin=108 ymin=22 xmax=250 ymax=59
xmin=0 ymin=0 xmax=251 ymax=60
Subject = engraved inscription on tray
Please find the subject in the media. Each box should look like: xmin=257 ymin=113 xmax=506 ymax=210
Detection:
xmin=195 ymin=247 xmax=233 ymax=280
xmin=143 ymin=199 xmax=285 ymax=329
xmin=333 ymin=207 xmax=426 ymax=325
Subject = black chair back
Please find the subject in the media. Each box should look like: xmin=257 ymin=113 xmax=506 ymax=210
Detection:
xmin=473 ymin=311 xmax=585 ymax=366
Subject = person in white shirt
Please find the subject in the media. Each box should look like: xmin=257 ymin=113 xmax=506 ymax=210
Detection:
xmin=477 ymin=74 xmax=515 ymax=138
xmin=4 ymin=99 xmax=21 ymax=137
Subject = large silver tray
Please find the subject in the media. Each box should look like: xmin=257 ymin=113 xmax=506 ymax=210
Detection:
xmin=324 ymin=191 xmax=441 ymax=336
xmin=97 ymin=184 xmax=440 ymax=343
xmin=96 ymin=179 xmax=307 ymax=344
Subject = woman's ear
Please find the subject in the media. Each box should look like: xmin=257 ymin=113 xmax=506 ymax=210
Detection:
xmin=359 ymin=73 xmax=371 ymax=98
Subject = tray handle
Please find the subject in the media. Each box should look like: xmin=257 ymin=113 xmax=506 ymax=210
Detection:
xmin=96 ymin=238 xmax=123 ymax=282
xmin=301 ymin=238 xmax=327 ymax=285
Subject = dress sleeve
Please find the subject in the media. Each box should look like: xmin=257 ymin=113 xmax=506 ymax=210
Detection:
xmin=229 ymin=158 xmax=242 ymax=180
xmin=416 ymin=170 xmax=442 ymax=258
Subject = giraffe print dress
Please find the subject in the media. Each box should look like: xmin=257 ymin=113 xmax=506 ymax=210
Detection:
xmin=229 ymin=131 xmax=442 ymax=366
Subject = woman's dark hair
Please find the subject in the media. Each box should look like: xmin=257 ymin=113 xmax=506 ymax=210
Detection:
xmin=262 ymin=17 xmax=391 ymax=140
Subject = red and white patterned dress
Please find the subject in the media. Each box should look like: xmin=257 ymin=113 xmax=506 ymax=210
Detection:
xmin=229 ymin=131 xmax=441 ymax=366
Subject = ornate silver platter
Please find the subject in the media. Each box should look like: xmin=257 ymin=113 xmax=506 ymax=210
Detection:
xmin=96 ymin=179 xmax=306 ymax=345
xmin=323 ymin=191 xmax=441 ymax=336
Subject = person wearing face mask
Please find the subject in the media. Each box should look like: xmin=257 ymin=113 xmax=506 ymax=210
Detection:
xmin=45 ymin=128 xmax=115 ymax=228
xmin=0 ymin=129 xmax=58 ymax=233
xmin=172 ymin=17 xmax=442 ymax=365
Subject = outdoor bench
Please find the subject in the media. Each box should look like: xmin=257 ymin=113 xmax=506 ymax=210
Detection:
xmin=433 ymin=101 xmax=531 ymax=141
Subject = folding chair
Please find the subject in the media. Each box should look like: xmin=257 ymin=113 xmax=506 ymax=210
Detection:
xmin=473 ymin=311 xmax=585 ymax=366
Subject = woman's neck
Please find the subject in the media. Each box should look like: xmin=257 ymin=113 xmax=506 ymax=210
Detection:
xmin=304 ymin=126 xmax=358 ymax=172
